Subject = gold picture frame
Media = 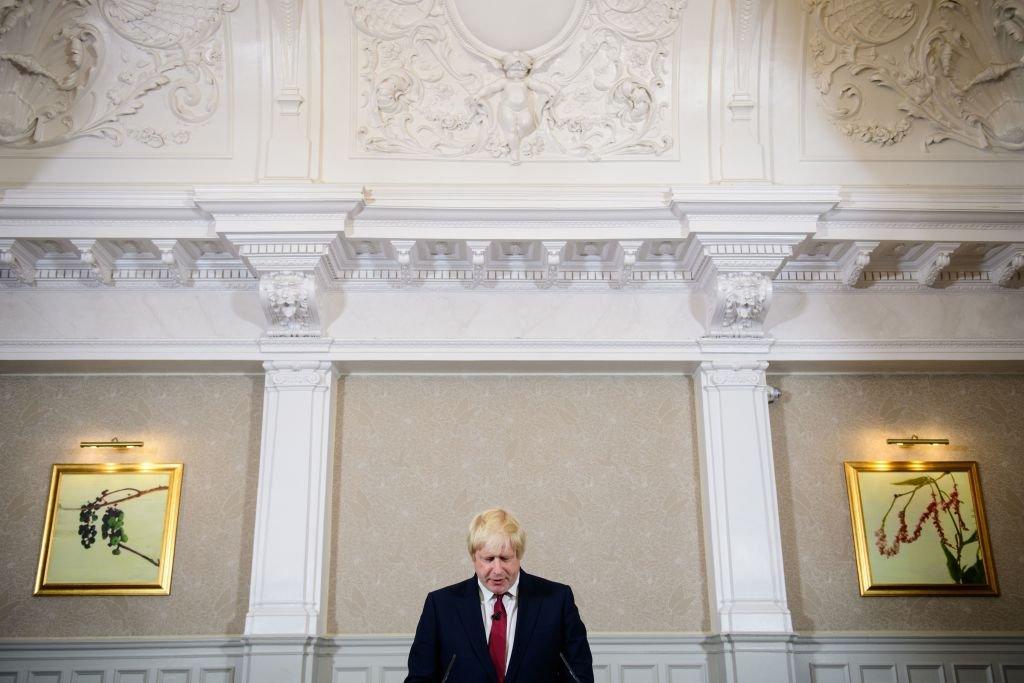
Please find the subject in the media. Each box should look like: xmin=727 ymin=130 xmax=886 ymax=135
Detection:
xmin=844 ymin=461 xmax=998 ymax=596
xmin=35 ymin=463 xmax=183 ymax=595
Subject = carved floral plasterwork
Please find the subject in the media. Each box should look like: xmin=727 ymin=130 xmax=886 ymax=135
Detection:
xmin=258 ymin=271 xmax=321 ymax=337
xmin=349 ymin=0 xmax=684 ymax=163
xmin=0 ymin=0 xmax=237 ymax=150
xmin=805 ymin=0 xmax=1024 ymax=151
xmin=708 ymin=272 xmax=772 ymax=337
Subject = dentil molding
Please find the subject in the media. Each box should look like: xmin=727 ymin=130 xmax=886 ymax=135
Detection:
xmin=0 ymin=0 xmax=237 ymax=150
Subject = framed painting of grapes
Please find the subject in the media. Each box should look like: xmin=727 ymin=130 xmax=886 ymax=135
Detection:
xmin=34 ymin=463 xmax=183 ymax=595
xmin=844 ymin=461 xmax=998 ymax=596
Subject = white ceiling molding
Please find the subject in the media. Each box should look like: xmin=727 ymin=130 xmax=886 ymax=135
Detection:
xmin=693 ymin=234 xmax=806 ymax=339
xmin=263 ymin=0 xmax=318 ymax=179
xmin=226 ymin=234 xmax=341 ymax=338
xmin=910 ymin=243 xmax=959 ymax=288
xmin=0 ymin=238 xmax=35 ymax=286
xmin=805 ymin=0 xmax=1024 ymax=152
xmin=985 ymin=244 xmax=1024 ymax=288
xmin=0 ymin=184 xmax=1021 ymax=293
xmin=2 ymin=338 xmax=1023 ymax=367
xmin=349 ymin=0 xmax=683 ymax=163
xmin=0 ymin=0 xmax=238 ymax=152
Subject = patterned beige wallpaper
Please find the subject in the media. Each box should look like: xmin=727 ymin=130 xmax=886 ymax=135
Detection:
xmin=329 ymin=375 xmax=707 ymax=634
xmin=770 ymin=374 xmax=1024 ymax=632
xmin=0 ymin=375 xmax=263 ymax=637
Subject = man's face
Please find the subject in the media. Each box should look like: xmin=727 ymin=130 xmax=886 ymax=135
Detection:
xmin=473 ymin=540 xmax=521 ymax=594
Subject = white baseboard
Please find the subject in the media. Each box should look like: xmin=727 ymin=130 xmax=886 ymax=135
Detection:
xmin=2 ymin=633 xmax=1022 ymax=683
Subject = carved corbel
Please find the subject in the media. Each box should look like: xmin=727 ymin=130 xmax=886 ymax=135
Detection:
xmin=0 ymin=239 xmax=36 ymax=285
xmin=466 ymin=240 xmax=491 ymax=288
xmin=693 ymin=234 xmax=804 ymax=339
xmin=390 ymin=240 xmax=417 ymax=287
xmin=838 ymin=241 xmax=879 ymax=287
xmin=70 ymin=239 xmax=115 ymax=285
xmin=912 ymin=243 xmax=959 ymax=288
xmin=708 ymin=271 xmax=773 ymax=337
xmin=258 ymin=271 xmax=321 ymax=336
xmin=985 ymin=244 xmax=1024 ymax=287
xmin=151 ymin=239 xmax=195 ymax=285
xmin=228 ymin=234 xmax=339 ymax=338
xmin=540 ymin=241 xmax=566 ymax=289
xmin=617 ymin=240 xmax=644 ymax=289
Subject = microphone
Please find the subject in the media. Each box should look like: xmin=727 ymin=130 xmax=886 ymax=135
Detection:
xmin=559 ymin=652 xmax=582 ymax=683
xmin=491 ymin=612 xmax=501 ymax=621
xmin=441 ymin=653 xmax=456 ymax=683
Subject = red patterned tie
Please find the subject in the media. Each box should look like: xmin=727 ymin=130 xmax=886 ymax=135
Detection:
xmin=488 ymin=593 xmax=507 ymax=683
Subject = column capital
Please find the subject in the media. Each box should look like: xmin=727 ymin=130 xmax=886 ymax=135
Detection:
xmin=263 ymin=361 xmax=337 ymax=388
xmin=698 ymin=361 xmax=769 ymax=387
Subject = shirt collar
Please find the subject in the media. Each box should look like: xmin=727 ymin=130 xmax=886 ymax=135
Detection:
xmin=478 ymin=572 xmax=520 ymax=602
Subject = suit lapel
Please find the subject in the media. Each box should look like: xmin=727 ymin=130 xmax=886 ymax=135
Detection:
xmin=454 ymin=578 xmax=496 ymax=681
xmin=504 ymin=571 xmax=541 ymax=683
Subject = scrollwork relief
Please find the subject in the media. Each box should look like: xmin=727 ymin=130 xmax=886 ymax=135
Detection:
xmin=350 ymin=0 xmax=683 ymax=162
xmin=0 ymin=0 xmax=237 ymax=149
xmin=258 ymin=271 xmax=322 ymax=337
xmin=805 ymin=0 xmax=1024 ymax=151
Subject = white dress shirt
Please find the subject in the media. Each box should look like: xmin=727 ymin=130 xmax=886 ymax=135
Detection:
xmin=478 ymin=573 xmax=519 ymax=670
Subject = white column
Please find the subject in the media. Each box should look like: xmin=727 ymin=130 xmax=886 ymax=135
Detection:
xmin=246 ymin=360 xmax=337 ymax=636
xmin=695 ymin=360 xmax=791 ymax=634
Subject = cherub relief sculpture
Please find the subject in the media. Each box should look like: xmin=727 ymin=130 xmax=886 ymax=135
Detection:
xmin=351 ymin=0 xmax=681 ymax=163
xmin=472 ymin=52 xmax=556 ymax=164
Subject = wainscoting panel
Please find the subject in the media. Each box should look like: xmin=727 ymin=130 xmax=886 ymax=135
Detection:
xmin=3 ymin=634 xmax=1024 ymax=683
xmin=0 ymin=639 xmax=243 ymax=683
xmin=792 ymin=636 xmax=1024 ymax=683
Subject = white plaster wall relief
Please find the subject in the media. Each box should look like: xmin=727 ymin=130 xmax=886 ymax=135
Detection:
xmin=349 ymin=0 xmax=683 ymax=162
xmin=617 ymin=239 xmax=643 ymax=288
xmin=466 ymin=239 xmax=490 ymax=288
xmin=540 ymin=240 xmax=566 ymax=288
xmin=268 ymin=0 xmax=305 ymax=114
xmin=728 ymin=0 xmax=765 ymax=119
xmin=805 ymin=0 xmax=1024 ymax=151
xmin=151 ymin=238 xmax=195 ymax=285
xmin=985 ymin=243 xmax=1024 ymax=286
xmin=0 ymin=238 xmax=36 ymax=284
xmin=912 ymin=241 xmax=958 ymax=287
xmin=258 ymin=270 xmax=321 ymax=336
xmin=390 ymin=239 xmax=416 ymax=286
xmin=0 ymin=0 xmax=238 ymax=151
xmin=69 ymin=238 xmax=114 ymax=284
xmin=709 ymin=271 xmax=773 ymax=336
xmin=838 ymin=240 xmax=878 ymax=287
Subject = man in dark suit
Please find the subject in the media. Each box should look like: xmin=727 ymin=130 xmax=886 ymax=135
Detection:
xmin=405 ymin=508 xmax=594 ymax=683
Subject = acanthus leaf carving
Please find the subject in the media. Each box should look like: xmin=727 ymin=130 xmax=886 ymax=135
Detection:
xmin=913 ymin=242 xmax=958 ymax=287
xmin=0 ymin=0 xmax=237 ymax=150
xmin=839 ymin=240 xmax=879 ymax=287
xmin=709 ymin=271 xmax=773 ymax=337
xmin=350 ymin=0 xmax=683 ymax=163
xmin=805 ymin=0 xmax=1024 ymax=152
xmin=986 ymin=243 xmax=1024 ymax=286
xmin=258 ymin=271 xmax=322 ymax=337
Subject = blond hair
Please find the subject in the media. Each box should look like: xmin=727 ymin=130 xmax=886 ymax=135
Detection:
xmin=467 ymin=508 xmax=526 ymax=559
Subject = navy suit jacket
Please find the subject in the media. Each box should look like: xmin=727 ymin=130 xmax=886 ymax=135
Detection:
xmin=405 ymin=570 xmax=594 ymax=683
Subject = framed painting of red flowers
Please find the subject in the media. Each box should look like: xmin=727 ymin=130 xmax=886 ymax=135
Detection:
xmin=34 ymin=463 xmax=183 ymax=595
xmin=844 ymin=461 xmax=998 ymax=596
